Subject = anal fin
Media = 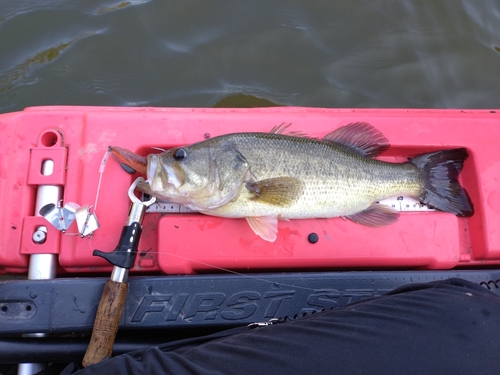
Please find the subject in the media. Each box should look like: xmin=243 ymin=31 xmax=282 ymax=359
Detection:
xmin=347 ymin=204 xmax=399 ymax=227
xmin=246 ymin=216 xmax=278 ymax=242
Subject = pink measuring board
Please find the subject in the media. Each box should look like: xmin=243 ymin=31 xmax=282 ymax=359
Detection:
xmin=0 ymin=106 xmax=499 ymax=274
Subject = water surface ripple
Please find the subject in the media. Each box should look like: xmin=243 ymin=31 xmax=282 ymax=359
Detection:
xmin=1 ymin=0 xmax=499 ymax=112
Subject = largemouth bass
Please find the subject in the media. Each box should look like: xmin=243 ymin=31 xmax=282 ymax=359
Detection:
xmin=111 ymin=122 xmax=473 ymax=242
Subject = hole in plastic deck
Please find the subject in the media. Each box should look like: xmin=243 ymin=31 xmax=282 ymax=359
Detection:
xmin=40 ymin=159 xmax=54 ymax=176
xmin=40 ymin=131 xmax=59 ymax=147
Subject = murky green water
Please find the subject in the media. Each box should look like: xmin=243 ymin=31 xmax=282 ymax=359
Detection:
xmin=1 ymin=0 xmax=499 ymax=113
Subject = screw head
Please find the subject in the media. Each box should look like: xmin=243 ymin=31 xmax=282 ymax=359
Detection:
xmin=308 ymin=233 xmax=319 ymax=244
xmin=32 ymin=230 xmax=47 ymax=244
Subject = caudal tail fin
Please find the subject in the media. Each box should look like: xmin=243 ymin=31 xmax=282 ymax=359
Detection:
xmin=410 ymin=148 xmax=474 ymax=217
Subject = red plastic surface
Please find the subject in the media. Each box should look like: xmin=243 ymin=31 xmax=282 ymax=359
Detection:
xmin=0 ymin=106 xmax=499 ymax=274
xmin=27 ymin=130 xmax=67 ymax=186
xmin=20 ymin=216 xmax=61 ymax=255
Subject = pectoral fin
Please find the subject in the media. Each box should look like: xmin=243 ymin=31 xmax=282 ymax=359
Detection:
xmin=347 ymin=204 xmax=399 ymax=227
xmin=246 ymin=177 xmax=304 ymax=207
xmin=246 ymin=216 xmax=278 ymax=242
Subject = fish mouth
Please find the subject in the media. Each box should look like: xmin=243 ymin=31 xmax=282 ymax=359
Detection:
xmin=147 ymin=154 xmax=185 ymax=191
xmin=147 ymin=154 xmax=165 ymax=191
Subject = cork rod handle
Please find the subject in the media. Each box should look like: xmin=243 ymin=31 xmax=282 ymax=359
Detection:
xmin=82 ymin=280 xmax=128 ymax=367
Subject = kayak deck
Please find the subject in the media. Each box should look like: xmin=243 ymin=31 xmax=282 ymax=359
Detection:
xmin=0 ymin=106 xmax=499 ymax=274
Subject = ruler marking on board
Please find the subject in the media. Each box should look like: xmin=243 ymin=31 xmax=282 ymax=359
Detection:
xmin=145 ymin=196 xmax=435 ymax=213
xmin=377 ymin=196 xmax=436 ymax=212
xmin=145 ymin=202 xmax=196 ymax=213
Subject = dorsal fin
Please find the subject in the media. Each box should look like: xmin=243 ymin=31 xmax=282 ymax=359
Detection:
xmin=322 ymin=122 xmax=390 ymax=158
xmin=269 ymin=123 xmax=309 ymax=138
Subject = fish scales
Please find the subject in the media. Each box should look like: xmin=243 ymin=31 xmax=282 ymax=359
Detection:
xmin=203 ymin=133 xmax=422 ymax=219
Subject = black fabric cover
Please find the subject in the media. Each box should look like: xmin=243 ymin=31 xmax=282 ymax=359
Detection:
xmin=66 ymin=278 xmax=500 ymax=375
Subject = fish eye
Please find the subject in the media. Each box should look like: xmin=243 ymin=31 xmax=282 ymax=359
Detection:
xmin=173 ymin=148 xmax=187 ymax=161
